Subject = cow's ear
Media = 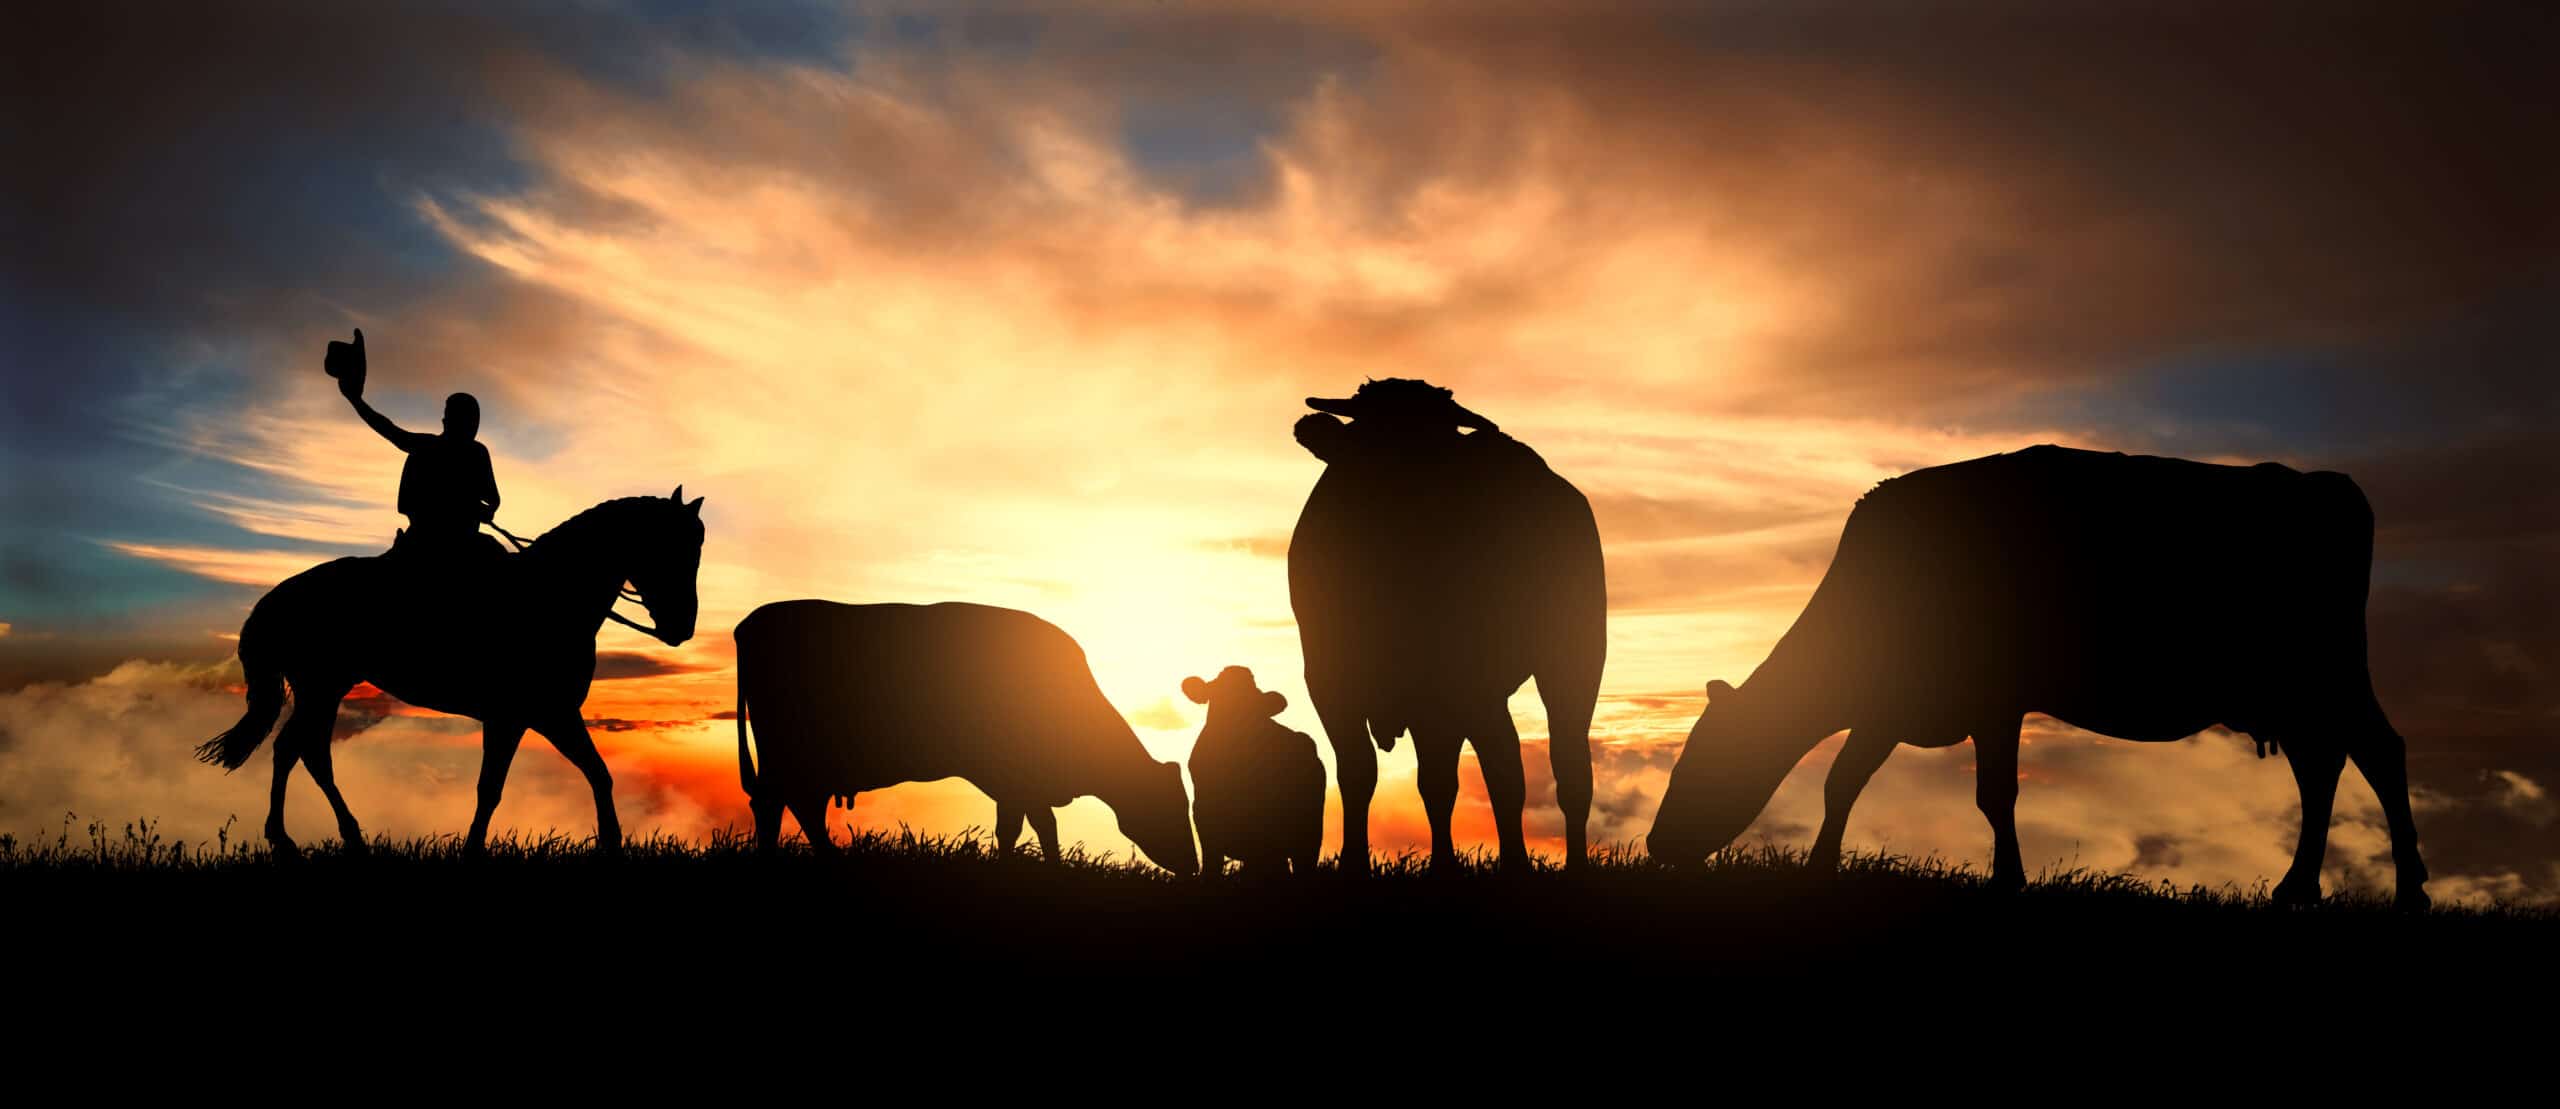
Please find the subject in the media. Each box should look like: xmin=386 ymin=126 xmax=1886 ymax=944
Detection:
xmin=1706 ymin=679 xmax=1735 ymax=703
xmin=1293 ymin=413 xmax=1348 ymax=462
xmin=1259 ymin=690 xmax=1288 ymax=717
xmin=1181 ymin=676 xmax=1211 ymax=705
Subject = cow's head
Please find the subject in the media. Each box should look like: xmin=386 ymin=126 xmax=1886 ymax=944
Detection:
xmin=1113 ymin=758 xmax=1199 ymax=876
xmin=1646 ymin=678 xmax=1803 ymax=864
xmin=1295 ymin=378 xmax=1494 ymax=465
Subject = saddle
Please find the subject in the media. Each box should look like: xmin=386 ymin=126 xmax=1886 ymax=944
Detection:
xmin=383 ymin=527 xmax=512 ymax=599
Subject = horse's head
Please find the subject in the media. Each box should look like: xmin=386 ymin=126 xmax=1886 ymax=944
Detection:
xmin=625 ymin=485 xmax=706 ymax=646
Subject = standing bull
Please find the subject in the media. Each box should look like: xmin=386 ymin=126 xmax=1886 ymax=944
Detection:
xmin=1647 ymin=445 xmax=2429 ymax=910
xmin=734 ymin=600 xmax=1198 ymax=875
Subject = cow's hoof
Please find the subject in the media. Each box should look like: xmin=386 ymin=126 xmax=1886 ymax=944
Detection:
xmin=2395 ymin=887 xmax=2432 ymax=914
xmin=1986 ymin=871 xmax=2027 ymax=895
xmin=267 ymin=836 xmax=301 ymax=862
xmin=338 ymin=834 xmax=370 ymax=858
xmin=1806 ymin=848 xmax=1841 ymax=874
xmin=2270 ymin=879 xmax=2321 ymax=908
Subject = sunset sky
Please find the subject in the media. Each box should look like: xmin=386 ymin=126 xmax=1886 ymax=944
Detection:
xmin=3 ymin=2 xmax=2553 ymax=902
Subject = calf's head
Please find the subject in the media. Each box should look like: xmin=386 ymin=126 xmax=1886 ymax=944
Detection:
xmin=1181 ymin=666 xmax=1288 ymax=732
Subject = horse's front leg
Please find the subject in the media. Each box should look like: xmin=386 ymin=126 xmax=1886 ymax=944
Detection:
xmin=466 ymin=720 xmax=526 ymax=859
xmin=536 ymin=714 xmax=620 ymax=854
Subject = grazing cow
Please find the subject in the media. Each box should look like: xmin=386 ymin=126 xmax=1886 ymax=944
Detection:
xmin=1183 ymin=666 xmax=1326 ymax=876
xmin=1646 ymin=445 xmax=2430 ymax=910
xmin=734 ymin=600 xmax=1198 ymax=875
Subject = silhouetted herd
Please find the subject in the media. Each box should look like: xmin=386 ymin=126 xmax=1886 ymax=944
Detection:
xmin=208 ymin=371 xmax=2432 ymax=909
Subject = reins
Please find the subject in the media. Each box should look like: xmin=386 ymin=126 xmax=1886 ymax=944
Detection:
xmin=483 ymin=518 xmax=666 ymax=640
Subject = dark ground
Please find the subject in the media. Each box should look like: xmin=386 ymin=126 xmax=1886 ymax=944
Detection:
xmin=9 ymin=825 xmax=2551 ymax=1012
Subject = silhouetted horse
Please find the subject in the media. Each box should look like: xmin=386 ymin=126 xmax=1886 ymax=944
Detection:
xmin=1183 ymin=666 xmax=1325 ymax=876
xmin=1647 ymin=445 xmax=2429 ymax=910
xmin=733 ymin=600 xmax=1199 ymax=875
xmin=198 ymin=489 xmax=707 ymax=857
xmin=1290 ymin=379 xmax=1607 ymax=872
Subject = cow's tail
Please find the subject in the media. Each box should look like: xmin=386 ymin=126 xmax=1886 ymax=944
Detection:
xmin=736 ymin=685 xmax=759 ymax=801
xmin=196 ymin=607 xmax=285 ymax=771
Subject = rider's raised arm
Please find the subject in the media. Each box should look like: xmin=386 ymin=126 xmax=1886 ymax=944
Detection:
xmin=347 ymin=393 xmax=431 ymax=453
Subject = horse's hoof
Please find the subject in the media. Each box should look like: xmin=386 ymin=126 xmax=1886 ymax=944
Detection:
xmin=2271 ymin=880 xmax=2321 ymax=908
xmin=2395 ymin=888 xmax=2432 ymax=914
xmin=1987 ymin=871 xmax=2027 ymax=895
xmin=268 ymin=837 xmax=301 ymax=862
xmin=339 ymin=835 xmax=370 ymax=858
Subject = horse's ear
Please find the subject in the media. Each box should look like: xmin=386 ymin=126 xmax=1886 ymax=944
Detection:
xmin=670 ymin=484 xmax=684 ymax=502
xmin=686 ymin=496 xmax=704 ymax=516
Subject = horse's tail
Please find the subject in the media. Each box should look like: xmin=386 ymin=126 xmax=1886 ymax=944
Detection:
xmin=197 ymin=603 xmax=285 ymax=771
xmin=736 ymin=685 xmax=759 ymax=801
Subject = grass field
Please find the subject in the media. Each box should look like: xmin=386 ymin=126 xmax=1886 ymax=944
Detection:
xmin=10 ymin=816 xmax=2552 ymax=1004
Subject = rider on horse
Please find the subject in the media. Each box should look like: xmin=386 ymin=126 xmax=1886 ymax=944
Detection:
xmin=327 ymin=329 xmax=504 ymax=566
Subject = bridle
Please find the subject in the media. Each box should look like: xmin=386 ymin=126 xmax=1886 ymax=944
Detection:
xmin=485 ymin=519 xmax=669 ymax=641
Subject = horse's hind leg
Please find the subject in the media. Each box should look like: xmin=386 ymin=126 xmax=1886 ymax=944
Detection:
xmin=535 ymin=714 xmax=621 ymax=854
xmin=266 ymin=728 xmax=304 ymax=859
xmin=287 ymin=683 xmax=363 ymax=854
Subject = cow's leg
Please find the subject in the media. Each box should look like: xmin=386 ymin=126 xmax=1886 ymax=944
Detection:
xmin=2345 ymin=709 xmax=2429 ymax=912
xmin=1414 ymin=727 xmax=1464 ymax=871
xmin=1810 ymin=729 xmax=1897 ymax=874
xmin=751 ymin=794 xmax=786 ymax=854
xmin=1027 ymin=806 xmax=1061 ymax=863
xmin=534 ymin=715 xmax=621 ymax=855
xmin=1537 ymin=655 xmax=1601 ymax=870
xmin=1472 ymin=709 xmax=1531 ymax=872
xmin=993 ymin=802 xmax=1024 ymax=858
xmin=467 ymin=720 xmax=525 ymax=859
xmin=1308 ymin=676 xmax=1376 ymax=876
xmin=1975 ymin=718 xmax=2026 ymax=892
xmin=2273 ymin=739 xmax=2347 ymax=907
xmin=789 ymin=793 xmax=836 ymax=854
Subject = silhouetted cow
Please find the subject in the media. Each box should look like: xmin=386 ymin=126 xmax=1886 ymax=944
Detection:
xmin=734 ymin=600 xmax=1198 ymax=874
xmin=1183 ymin=666 xmax=1325 ymax=876
xmin=1647 ymin=445 xmax=2430 ymax=910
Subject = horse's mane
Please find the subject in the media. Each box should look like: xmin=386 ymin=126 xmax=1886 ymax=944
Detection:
xmin=531 ymin=495 xmax=684 ymax=550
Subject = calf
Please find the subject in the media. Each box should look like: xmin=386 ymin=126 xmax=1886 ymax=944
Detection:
xmin=1184 ymin=666 xmax=1326 ymax=876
